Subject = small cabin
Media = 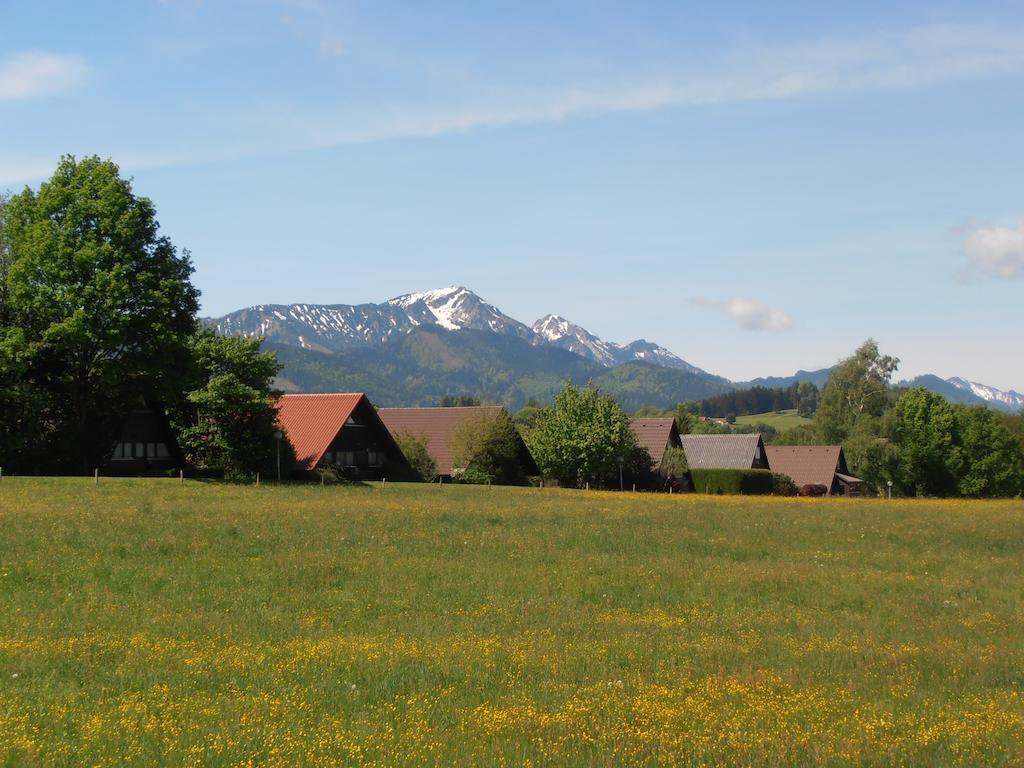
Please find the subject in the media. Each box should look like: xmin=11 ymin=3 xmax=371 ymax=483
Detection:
xmin=105 ymin=400 xmax=184 ymax=475
xmin=276 ymin=393 xmax=411 ymax=479
xmin=629 ymin=417 xmax=682 ymax=467
xmin=765 ymin=445 xmax=863 ymax=497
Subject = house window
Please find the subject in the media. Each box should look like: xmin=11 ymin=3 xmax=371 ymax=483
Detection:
xmin=135 ymin=442 xmax=145 ymax=458
xmin=341 ymin=451 xmax=355 ymax=466
xmin=367 ymin=451 xmax=380 ymax=466
xmin=155 ymin=443 xmax=169 ymax=458
xmin=112 ymin=442 xmax=130 ymax=460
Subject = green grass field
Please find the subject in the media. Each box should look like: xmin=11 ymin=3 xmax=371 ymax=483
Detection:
xmin=1 ymin=479 xmax=1022 ymax=766
xmin=734 ymin=408 xmax=811 ymax=431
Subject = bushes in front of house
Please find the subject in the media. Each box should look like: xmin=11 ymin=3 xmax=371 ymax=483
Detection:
xmin=690 ymin=468 xmax=775 ymax=495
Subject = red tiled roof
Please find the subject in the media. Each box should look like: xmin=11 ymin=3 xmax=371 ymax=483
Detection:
xmin=378 ymin=406 xmax=507 ymax=476
xmin=629 ymin=417 xmax=680 ymax=466
xmin=765 ymin=445 xmax=853 ymax=490
xmin=276 ymin=393 xmax=364 ymax=471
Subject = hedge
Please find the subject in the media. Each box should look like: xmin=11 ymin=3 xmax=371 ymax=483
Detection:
xmin=689 ymin=468 xmax=775 ymax=495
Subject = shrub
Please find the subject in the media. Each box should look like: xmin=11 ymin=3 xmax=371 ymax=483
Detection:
xmin=451 ymin=467 xmax=493 ymax=485
xmin=772 ymin=472 xmax=799 ymax=496
xmin=690 ymin=468 xmax=774 ymax=495
xmin=393 ymin=431 xmax=437 ymax=482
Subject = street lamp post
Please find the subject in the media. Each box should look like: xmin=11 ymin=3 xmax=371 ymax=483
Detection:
xmin=274 ymin=430 xmax=283 ymax=483
xmin=886 ymin=479 xmax=893 ymax=499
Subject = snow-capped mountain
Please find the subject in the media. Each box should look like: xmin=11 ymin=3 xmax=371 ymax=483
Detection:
xmin=207 ymin=287 xmax=1020 ymax=411
xmin=388 ymin=286 xmax=534 ymax=340
xmin=532 ymin=314 xmax=619 ymax=365
xmin=532 ymin=314 xmax=704 ymax=373
xmin=948 ymin=377 xmax=1024 ymax=412
xmin=209 ymin=286 xmax=705 ymax=370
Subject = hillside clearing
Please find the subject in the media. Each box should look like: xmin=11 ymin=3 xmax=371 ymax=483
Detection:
xmin=734 ymin=408 xmax=812 ymax=430
xmin=0 ymin=480 xmax=1022 ymax=766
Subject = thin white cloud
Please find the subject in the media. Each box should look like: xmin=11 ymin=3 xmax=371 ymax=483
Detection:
xmin=0 ymin=51 xmax=88 ymax=101
xmin=693 ymin=297 xmax=794 ymax=333
xmin=7 ymin=22 xmax=1024 ymax=181
xmin=963 ymin=220 xmax=1024 ymax=279
xmin=287 ymin=22 xmax=1024 ymax=149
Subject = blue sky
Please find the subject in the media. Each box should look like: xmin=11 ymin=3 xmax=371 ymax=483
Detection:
xmin=3 ymin=1 xmax=1023 ymax=388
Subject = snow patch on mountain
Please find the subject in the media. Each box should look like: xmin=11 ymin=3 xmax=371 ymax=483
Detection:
xmin=387 ymin=286 xmax=535 ymax=339
xmin=532 ymin=314 xmax=620 ymax=366
xmin=948 ymin=377 xmax=1024 ymax=411
xmin=531 ymin=314 xmax=705 ymax=372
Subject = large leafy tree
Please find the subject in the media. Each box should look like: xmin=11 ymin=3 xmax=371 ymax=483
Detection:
xmin=883 ymin=388 xmax=1023 ymax=498
xmin=950 ymin=404 xmax=1023 ymax=497
xmin=886 ymin=388 xmax=961 ymax=496
xmin=174 ymin=331 xmax=289 ymax=480
xmin=2 ymin=156 xmax=199 ymax=472
xmin=816 ymin=339 xmax=899 ymax=444
xmin=527 ymin=382 xmax=641 ymax=488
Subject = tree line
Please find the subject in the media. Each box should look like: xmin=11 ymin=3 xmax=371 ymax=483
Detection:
xmin=695 ymin=382 xmax=820 ymax=420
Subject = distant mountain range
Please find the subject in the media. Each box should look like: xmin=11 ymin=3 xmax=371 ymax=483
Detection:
xmin=207 ymin=286 xmax=1022 ymax=413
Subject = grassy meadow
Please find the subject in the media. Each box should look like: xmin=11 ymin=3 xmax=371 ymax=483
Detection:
xmin=734 ymin=408 xmax=811 ymax=431
xmin=0 ymin=479 xmax=1022 ymax=766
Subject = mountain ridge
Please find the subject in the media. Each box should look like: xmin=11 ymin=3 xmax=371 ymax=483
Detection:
xmin=207 ymin=286 xmax=1021 ymax=412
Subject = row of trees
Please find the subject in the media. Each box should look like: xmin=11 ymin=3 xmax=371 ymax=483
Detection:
xmin=776 ymin=341 xmax=1024 ymax=497
xmin=696 ymin=382 xmax=820 ymax=420
xmin=1 ymin=156 xmax=285 ymax=478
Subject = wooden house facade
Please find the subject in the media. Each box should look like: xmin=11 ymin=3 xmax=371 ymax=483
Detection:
xmin=104 ymin=400 xmax=185 ymax=475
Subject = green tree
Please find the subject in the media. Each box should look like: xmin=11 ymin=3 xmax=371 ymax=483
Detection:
xmin=816 ymin=339 xmax=899 ymax=444
xmin=393 ymin=432 xmax=437 ymax=482
xmin=794 ymin=381 xmax=820 ymax=418
xmin=773 ymin=423 xmax=820 ymax=445
xmin=952 ymin=405 xmax=1024 ymax=498
xmin=526 ymin=382 xmax=639 ymax=488
xmin=175 ymin=331 xmax=288 ymax=480
xmin=882 ymin=389 xmax=1023 ymax=498
xmin=450 ymin=410 xmax=526 ymax=484
xmin=672 ymin=402 xmax=697 ymax=434
xmin=659 ymin=446 xmax=689 ymax=480
xmin=886 ymin=388 xmax=960 ymax=496
xmin=439 ymin=395 xmax=482 ymax=407
xmin=2 ymin=156 xmax=199 ymax=472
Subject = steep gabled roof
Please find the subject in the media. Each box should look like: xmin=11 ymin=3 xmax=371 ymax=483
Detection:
xmin=629 ymin=417 xmax=681 ymax=466
xmin=681 ymin=433 xmax=767 ymax=470
xmin=765 ymin=445 xmax=858 ymax=490
xmin=276 ymin=393 xmax=364 ymax=471
xmin=378 ymin=406 xmax=537 ymax=476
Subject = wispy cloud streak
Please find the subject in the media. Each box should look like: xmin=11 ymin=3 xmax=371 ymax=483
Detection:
xmin=0 ymin=51 xmax=88 ymax=101
xmin=295 ymin=23 xmax=1024 ymax=148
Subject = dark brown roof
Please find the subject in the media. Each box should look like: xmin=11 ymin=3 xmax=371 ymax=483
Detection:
xmin=765 ymin=445 xmax=859 ymax=490
xmin=681 ymin=433 xmax=768 ymax=470
xmin=379 ymin=406 xmax=535 ymax=476
xmin=629 ymin=417 xmax=681 ymax=466
xmin=276 ymin=393 xmax=364 ymax=471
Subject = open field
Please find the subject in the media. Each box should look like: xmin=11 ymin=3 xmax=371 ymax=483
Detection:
xmin=1 ymin=480 xmax=1022 ymax=766
xmin=734 ymin=408 xmax=811 ymax=431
